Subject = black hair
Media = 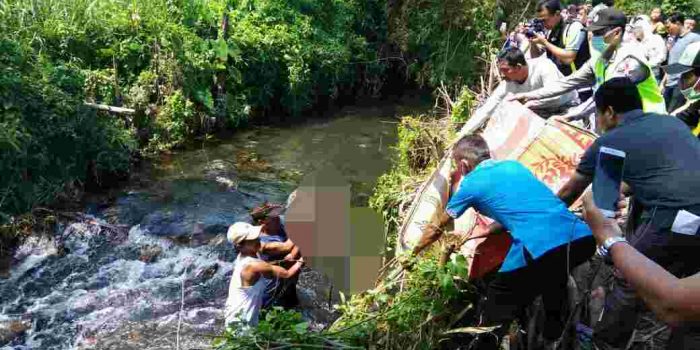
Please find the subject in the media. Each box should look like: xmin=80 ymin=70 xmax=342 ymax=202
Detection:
xmin=536 ymin=0 xmax=561 ymax=14
xmin=497 ymin=47 xmax=527 ymax=67
xmin=594 ymin=77 xmax=643 ymax=114
xmin=453 ymin=134 xmax=491 ymax=165
xmin=667 ymin=12 xmax=685 ymax=24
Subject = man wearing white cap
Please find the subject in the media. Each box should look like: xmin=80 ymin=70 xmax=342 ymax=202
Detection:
xmin=224 ymin=222 xmax=304 ymax=327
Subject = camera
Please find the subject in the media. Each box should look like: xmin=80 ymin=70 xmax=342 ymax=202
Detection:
xmin=525 ymin=19 xmax=545 ymax=38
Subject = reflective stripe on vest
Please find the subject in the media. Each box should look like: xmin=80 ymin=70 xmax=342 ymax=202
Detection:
xmin=694 ymin=122 xmax=700 ymax=136
xmin=594 ymin=54 xmax=666 ymax=114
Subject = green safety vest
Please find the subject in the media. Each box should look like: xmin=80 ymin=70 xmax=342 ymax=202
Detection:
xmin=594 ymin=54 xmax=666 ymax=114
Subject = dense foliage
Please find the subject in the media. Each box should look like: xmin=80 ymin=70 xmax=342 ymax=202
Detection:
xmin=0 ymin=0 xmax=388 ymax=220
xmin=388 ymin=0 xmax=502 ymax=89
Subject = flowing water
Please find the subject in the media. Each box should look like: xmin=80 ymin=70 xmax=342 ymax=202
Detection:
xmin=0 ymin=97 xmax=428 ymax=349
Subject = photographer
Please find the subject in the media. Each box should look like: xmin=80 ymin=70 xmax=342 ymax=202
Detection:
xmin=529 ymin=0 xmax=590 ymax=76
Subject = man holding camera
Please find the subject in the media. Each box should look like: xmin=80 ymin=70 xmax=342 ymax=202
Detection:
xmin=529 ymin=0 xmax=590 ymax=76
xmin=511 ymin=8 xmax=666 ymax=126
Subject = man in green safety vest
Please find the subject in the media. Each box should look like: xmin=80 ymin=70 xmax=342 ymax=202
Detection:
xmin=510 ymin=8 xmax=666 ymax=129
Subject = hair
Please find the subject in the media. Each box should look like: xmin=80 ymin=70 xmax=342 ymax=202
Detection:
xmin=567 ymin=4 xmax=578 ymax=14
xmin=594 ymin=77 xmax=643 ymax=114
xmin=667 ymin=13 xmax=685 ymax=24
xmin=592 ymin=0 xmax=614 ymax=6
xmin=497 ymin=47 xmax=527 ymax=67
xmin=536 ymin=0 xmax=561 ymax=14
xmin=453 ymin=134 xmax=491 ymax=165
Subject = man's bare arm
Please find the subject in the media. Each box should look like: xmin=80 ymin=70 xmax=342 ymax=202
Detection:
xmin=582 ymin=193 xmax=700 ymax=326
xmin=609 ymin=243 xmax=700 ymax=326
xmin=260 ymin=240 xmax=294 ymax=256
xmin=253 ymin=260 xmax=303 ymax=280
xmin=557 ymin=171 xmax=592 ymax=207
xmin=541 ymin=41 xmax=577 ymax=64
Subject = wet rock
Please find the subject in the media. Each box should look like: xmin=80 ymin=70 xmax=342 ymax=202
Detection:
xmin=139 ymin=245 xmax=163 ymax=263
xmin=195 ymin=263 xmax=219 ymax=281
xmin=0 ymin=319 xmax=30 ymax=344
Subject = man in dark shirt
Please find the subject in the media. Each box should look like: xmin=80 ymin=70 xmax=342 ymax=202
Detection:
xmin=557 ymin=77 xmax=700 ymax=349
xmin=251 ymin=203 xmax=302 ymax=308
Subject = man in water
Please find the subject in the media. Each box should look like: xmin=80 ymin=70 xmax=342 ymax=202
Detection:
xmin=251 ymin=202 xmax=302 ymax=308
xmin=224 ymin=222 xmax=303 ymax=327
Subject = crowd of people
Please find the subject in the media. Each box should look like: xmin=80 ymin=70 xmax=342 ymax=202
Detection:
xmin=489 ymin=0 xmax=700 ymax=133
xmin=431 ymin=1 xmax=700 ymax=349
xmin=222 ymin=1 xmax=700 ymax=349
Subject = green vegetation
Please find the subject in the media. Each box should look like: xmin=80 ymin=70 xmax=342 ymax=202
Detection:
xmin=615 ymin=0 xmax=699 ymax=18
xmin=0 ymin=0 xmax=387 ymax=221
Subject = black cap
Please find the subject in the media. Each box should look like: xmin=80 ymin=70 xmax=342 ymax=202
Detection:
xmin=662 ymin=41 xmax=700 ymax=75
xmin=587 ymin=8 xmax=627 ymax=32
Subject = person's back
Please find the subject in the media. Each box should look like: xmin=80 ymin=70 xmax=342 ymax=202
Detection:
xmin=448 ymin=159 xmax=590 ymax=271
xmin=580 ymin=112 xmax=700 ymax=210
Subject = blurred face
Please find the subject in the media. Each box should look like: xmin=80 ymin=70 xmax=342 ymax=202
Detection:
xmin=238 ymin=238 xmax=261 ymax=254
xmin=680 ymin=71 xmax=699 ymax=91
xmin=452 ymin=154 xmax=473 ymax=176
xmin=537 ymin=7 xmax=561 ymax=29
xmin=595 ymin=106 xmax=619 ymax=133
xmin=686 ymin=19 xmax=697 ymax=32
xmin=578 ymin=8 xmax=588 ymax=23
xmin=667 ymin=20 xmax=682 ymax=36
xmin=498 ymin=60 xmax=527 ymax=83
xmin=680 ymin=71 xmax=700 ymax=101
xmin=651 ymin=8 xmax=662 ymax=22
xmin=262 ymin=216 xmax=282 ymax=234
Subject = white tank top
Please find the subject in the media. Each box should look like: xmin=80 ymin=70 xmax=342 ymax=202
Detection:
xmin=224 ymin=254 xmax=267 ymax=326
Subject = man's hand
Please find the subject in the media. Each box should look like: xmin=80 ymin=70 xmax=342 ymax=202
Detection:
xmin=284 ymin=253 xmax=296 ymax=262
xmin=507 ymin=93 xmax=530 ymax=104
xmin=581 ymin=191 xmax=624 ymax=245
xmin=530 ymin=32 xmax=547 ymax=46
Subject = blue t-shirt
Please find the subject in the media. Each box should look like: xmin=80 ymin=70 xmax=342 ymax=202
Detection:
xmin=446 ymin=160 xmax=591 ymax=272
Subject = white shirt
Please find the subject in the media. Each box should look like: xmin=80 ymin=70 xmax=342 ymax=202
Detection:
xmin=464 ymin=56 xmax=578 ymax=131
xmin=224 ymin=254 xmax=267 ymax=326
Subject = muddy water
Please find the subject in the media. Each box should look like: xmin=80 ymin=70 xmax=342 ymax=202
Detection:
xmin=0 ymin=97 xmax=428 ymax=349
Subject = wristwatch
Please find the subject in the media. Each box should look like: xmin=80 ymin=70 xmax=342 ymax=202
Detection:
xmin=597 ymin=236 xmax=628 ymax=258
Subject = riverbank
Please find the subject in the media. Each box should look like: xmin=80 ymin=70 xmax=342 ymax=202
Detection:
xmin=0 ymin=97 xmax=434 ymax=349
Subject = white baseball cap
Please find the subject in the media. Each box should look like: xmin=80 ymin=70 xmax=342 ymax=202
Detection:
xmin=227 ymin=222 xmax=262 ymax=245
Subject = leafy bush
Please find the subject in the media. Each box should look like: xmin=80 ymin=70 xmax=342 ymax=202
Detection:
xmin=0 ymin=39 xmax=135 ymax=220
xmin=451 ymin=87 xmax=478 ymax=124
xmin=388 ymin=0 xmax=501 ymax=89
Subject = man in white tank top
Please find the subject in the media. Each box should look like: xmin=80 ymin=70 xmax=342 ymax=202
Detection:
xmin=224 ymin=222 xmax=304 ymax=327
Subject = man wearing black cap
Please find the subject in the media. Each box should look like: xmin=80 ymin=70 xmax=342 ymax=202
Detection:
xmin=511 ymin=8 xmax=666 ymax=126
xmin=668 ymin=41 xmax=700 ymax=139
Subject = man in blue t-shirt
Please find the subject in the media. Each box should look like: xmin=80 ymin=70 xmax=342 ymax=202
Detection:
xmin=251 ymin=203 xmax=302 ymax=308
xmin=410 ymin=134 xmax=595 ymax=346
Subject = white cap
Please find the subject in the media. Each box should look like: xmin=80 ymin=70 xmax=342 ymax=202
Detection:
xmin=227 ymin=222 xmax=262 ymax=245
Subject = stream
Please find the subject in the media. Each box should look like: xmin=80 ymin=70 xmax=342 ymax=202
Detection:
xmin=0 ymin=97 xmax=428 ymax=349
